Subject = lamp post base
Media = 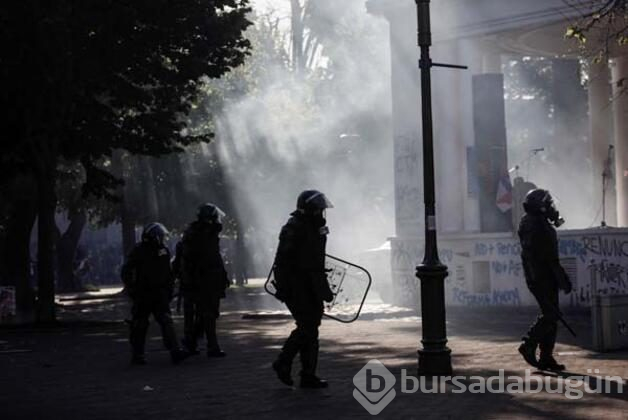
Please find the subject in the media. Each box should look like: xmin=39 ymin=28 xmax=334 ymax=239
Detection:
xmin=418 ymin=347 xmax=452 ymax=376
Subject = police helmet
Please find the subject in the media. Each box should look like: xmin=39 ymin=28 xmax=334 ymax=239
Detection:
xmin=523 ymin=189 xmax=553 ymax=214
xmin=141 ymin=222 xmax=169 ymax=244
xmin=197 ymin=203 xmax=226 ymax=223
xmin=296 ymin=190 xmax=334 ymax=213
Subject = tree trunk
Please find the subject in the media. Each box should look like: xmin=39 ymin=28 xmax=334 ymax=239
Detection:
xmin=56 ymin=208 xmax=87 ymax=292
xmin=112 ymin=151 xmax=137 ymax=257
xmin=121 ymin=202 xmax=136 ymax=258
xmin=290 ymin=0 xmax=305 ymax=74
xmin=3 ymin=197 xmax=37 ymax=321
xmin=36 ymin=169 xmax=57 ymax=323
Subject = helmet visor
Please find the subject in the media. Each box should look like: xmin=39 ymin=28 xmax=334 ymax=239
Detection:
xmin=305 ymin=192 xmax=334 ymax=210
xmin=214 ymin=206 xmax=226 ymax=223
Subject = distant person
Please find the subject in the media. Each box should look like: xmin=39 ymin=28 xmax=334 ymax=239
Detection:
xmin=180 ymin=203 xmax=230 ymax=357
xmin=272 ymin=190 xmax=335 ymax=388
xmin=517 ymin=189 xmax=572 ymax=371
xmin=234 ymin=233 xmax=248 ymax=287
xmin=511 ymin=176 xmax=537 ymax=232
xmin=121 ymin=223 xmax=189 ymax=365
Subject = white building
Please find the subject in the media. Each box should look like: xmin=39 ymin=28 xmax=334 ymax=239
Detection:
xmin=366 ymin=0 xmax=628 ymax=308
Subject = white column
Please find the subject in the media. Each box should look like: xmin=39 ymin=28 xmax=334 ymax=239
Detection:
xmin=433 ymin=39 xmax=465 ymax=233
xmin=612 ymin=56 xmax=628 ymax=226
xmin=459 ymin=39 xmax=484 ymax=232
xmin=588 ymin=60 xmax=615 ymax=225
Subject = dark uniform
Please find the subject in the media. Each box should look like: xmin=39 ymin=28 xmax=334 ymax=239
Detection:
xmin=180 ymin=204 xmax=229 ymax=357
xmin=121 ymin=223 xmax=188 ymax=365
xmin=517 ymin=189 xmax=571 ymax=371
xmin=272 ymin=190 xmax=334 ymax=388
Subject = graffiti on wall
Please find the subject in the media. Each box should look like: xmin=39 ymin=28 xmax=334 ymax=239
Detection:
xmin=391 ymin=231 xmax=628 ymax=308
xmin=474 ymin=241 xmax=521 ymax=257
xmin=587 ymin=259 xmax=628 ymax=296
xmin=451 ymin=287 xmax=521 ymax=306
xmin=395 ymin=134 xmax=422 ymax=225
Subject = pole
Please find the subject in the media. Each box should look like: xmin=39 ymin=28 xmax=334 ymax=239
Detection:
xmin=415 ymin=0 xmax=452 ymax=375
xmin=602 ymin=171 xmax=607 ymax=227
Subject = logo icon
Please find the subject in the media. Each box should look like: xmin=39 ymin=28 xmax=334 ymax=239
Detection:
xmin=353 ymin=359 xmax=396 ymax=415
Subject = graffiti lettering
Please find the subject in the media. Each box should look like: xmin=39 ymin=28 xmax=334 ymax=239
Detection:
xmin=491 ymin=260 xmax=522 ymax=277
xmin=582 ymin=236 xmax=628 ymax=258
xmin=451 ymin=287 xmax=521 ymax=306
xmin=558 ymin=239 xmax=588 ymax=262
xmin=587 ymin=259 xmax=628 ymax=295
xmin=475 ymin=242 xmax=520 ymax=257
xmin=496 ymin=242 xmax=521 ymax=256
xmin=474 ymin=242 xmax=495 ymax=256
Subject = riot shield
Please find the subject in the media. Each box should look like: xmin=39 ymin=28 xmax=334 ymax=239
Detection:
xmin=264 ymin=254 xmax=372 ymax=323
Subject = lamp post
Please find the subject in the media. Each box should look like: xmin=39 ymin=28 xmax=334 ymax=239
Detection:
xmin=415 ymin=0 xmax=453 ymax=376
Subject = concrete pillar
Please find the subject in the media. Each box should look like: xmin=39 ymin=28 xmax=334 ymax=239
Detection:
xmin=365 ymin=3 xmax=424 ymax=239
xmin=612 ymin=56 xmax=628 ymax=226
xmin=587 ymin=60 xmax=615 ymax=226
xmin=433 ymin=39 xmax=465 ymax=233
xmin=459 ymin=39 xmax=484 ymax=232
xmin=367 ymin=0 xmax=423 ymax=307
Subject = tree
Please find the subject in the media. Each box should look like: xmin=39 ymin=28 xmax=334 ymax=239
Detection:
xmin=564 ymin=0 xmax=628 ymax=62
xmin=0 ymin=1 xmax=251 ymax=321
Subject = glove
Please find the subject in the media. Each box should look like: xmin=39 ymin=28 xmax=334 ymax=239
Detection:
xmin=313 ymin=272 xmax=334 ymax=303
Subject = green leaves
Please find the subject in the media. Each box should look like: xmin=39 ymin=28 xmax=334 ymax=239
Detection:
xmin=0 ymin=0 xmax=252 ymax=203
xmin=565 ymin=26 xmax=587 ymax=44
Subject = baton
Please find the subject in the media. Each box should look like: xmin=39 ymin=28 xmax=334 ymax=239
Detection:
xmin=543 ymin=295 xmax=577 ymax=338
xmin=556 ymin=310 xmax=577 ymax=338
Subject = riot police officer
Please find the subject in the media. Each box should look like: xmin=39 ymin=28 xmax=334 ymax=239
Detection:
xmin=180 ymin=203 xmax=230 ymax=357
xmin=121 ymin=223 xmax=188 ymax=365
xmin=517 ymin=189 xmax=572 ymax=371
xmin=272 ymin=190 xmax=335 ymax=388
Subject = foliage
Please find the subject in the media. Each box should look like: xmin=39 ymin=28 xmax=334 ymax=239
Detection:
xmin=0 ymin=0 xmax=252 ymax=195
xmin=0 ymin=0 xmax=252 ymax=319
xmin=564 ymin=0 xmax=628 ymax=62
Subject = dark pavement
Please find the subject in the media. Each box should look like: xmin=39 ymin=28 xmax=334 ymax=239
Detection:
xmin=1 ymin=282 xmax=626 ymax=419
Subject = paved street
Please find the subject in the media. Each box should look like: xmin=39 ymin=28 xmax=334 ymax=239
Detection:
xmin=1 ymin=283 xmax=626 ymax=419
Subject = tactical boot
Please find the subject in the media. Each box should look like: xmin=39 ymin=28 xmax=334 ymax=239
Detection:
xmin=207 ymin=347 xmax=226 ymax=358
xmin=518 ymin=338 xmax=538 ymax=368
xmin=272 ymin=360 xmax=294 ymax=386
xmin=131 ymin=354 xmax=147 ymax=365
xmin=181 ymin=338 xmax=200 ymax=356
xmin=300 ymin=374 xmax=328 ymax=389
xmin=171 ymin=349 xmax=191 ymax=365
xmin=538 ymin=355 xmax=565 ymax=371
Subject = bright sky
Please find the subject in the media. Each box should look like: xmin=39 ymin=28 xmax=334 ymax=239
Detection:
xmin=250 ymin=0 xmax=290 ymax=14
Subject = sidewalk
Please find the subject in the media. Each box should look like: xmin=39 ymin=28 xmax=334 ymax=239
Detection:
xmin=0 ymin=283 xmax=626 ymax=419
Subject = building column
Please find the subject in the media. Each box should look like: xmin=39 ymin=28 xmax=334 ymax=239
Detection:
xmin=433 ymin=39 xmax=465 ymax=233
xmin=472 ymin=49 xmax=511 ymax=233
xmin=612 ymin=56 xmax=628 ymax=226
xmin=459 ymin=39 xmax=484 ymax=232
xmin=367 ymin=0 xmax=423 ymax=306
xmin=588 ymin=60 xmax=615 ymax=226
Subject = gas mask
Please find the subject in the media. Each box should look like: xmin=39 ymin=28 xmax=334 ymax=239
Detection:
xmin=546 ymin=203 xmax=565 ymax=227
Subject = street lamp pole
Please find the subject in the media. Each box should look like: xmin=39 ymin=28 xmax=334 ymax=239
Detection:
xmin=415 ymin=0 xmax=453 ymax=376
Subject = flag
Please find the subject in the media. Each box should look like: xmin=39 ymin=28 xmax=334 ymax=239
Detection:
xmin=496 ymin=175 xmax=513 ymax=213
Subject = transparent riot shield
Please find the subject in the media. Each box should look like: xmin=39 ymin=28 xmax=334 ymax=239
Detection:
xmin=264 ymin=254 xmax=372 ymax=323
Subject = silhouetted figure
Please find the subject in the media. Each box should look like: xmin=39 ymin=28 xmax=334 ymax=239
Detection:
xmin=180 ymin=204 xmax=230 ymax=357
xmin=517 ymin=189 xmax=572 ymax=371
xmin=121 ymin=223 xmax=188 ymax=365
xmin=272 ymin=190 xmax=335 ymax=388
